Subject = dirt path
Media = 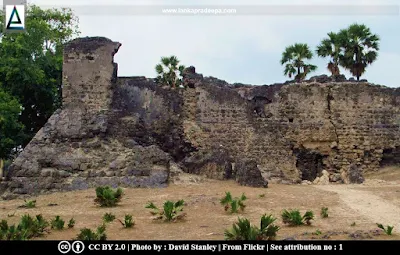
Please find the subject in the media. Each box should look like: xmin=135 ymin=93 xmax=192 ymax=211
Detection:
xmin=315 ymin=185 xmax=400 ymax=231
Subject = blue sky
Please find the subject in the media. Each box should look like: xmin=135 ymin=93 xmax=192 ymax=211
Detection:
xmin=10 ymin=0 xmax=400 ymax=87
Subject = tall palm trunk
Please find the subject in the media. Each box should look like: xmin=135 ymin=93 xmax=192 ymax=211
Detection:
xmin=355 ymin=45 xmax=361 ymax=81
xmin=297 ymin=66 xmax=301 ymax=81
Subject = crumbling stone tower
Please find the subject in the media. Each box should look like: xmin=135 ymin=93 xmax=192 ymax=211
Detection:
xmin=0 ymin=37 xmax=171 ymax=199
xmin=59 ymin=37 xmax=121 ymax=138
xmin=63 ymin=37 xmax=120 ymax=114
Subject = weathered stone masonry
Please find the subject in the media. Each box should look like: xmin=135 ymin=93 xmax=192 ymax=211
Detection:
xmin=1 ymin=36 xmax=399 ymax=199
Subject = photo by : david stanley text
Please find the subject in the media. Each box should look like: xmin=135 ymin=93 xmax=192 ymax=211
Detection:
xmin=166 ymin=243 xmax=266 ymax=251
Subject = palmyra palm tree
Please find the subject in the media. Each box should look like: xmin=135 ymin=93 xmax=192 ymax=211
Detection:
xmin=281 ymin=43 xmax=317 ymax=82
xmin=316 ymin=32 xmax=345 ymax=76
xmin=155 ymin=56 xmax=185 ymax=88
xmin=339 ymin=23 xmax=380 ymax=81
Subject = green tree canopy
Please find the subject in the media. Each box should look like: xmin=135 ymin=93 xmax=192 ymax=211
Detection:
xmin=155 ymin=56 xmax=185 ymax=88
xmin=281 ymin=43 xmax=317 ymax=82
xmin=316 ymin=32 xmax=346 ymax=76
xmin=338 ymin=23 xmax=380 ymax=81
xmin=0 ymin=89 xmax=24 ymax=159
xmin=0 ymin=5 xmax=79 ymax=148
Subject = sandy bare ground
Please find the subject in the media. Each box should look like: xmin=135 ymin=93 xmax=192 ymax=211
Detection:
xmin=1 ymin=168 xmax=400 ymax=240
xmin=315 ymin=184 xmax=400 ymax=232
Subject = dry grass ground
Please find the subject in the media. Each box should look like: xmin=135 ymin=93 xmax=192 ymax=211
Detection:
xmin=1 ymin=167 xmax=400 ymax=240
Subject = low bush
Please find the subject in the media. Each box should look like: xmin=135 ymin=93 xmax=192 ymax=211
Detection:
xmin=94 ymin=186 xmax=123 ymax=207
xmin=320 ymin=207 xmax=329 ymax=218
xmin=67 ymin=218 xmax=75 ymax=228
xmin=118 ymin=214 xmax=134 ymax=228
xmin=0 ymin=214 xmax=49 ymax=240
xmin=51 ymin=216 xmax=65 ymax=230
xmin=224 ymin=214 xmax=280 ymax=240
xmin=281 ymin=209 xmax=314 ymax=226
xmin=145 ymin=200 xmax=186 ymax=222
xmin=103 ymin=213 xmax=116 ymax=223
xmin=19 ymin=199 xmax=36 ymax=208
xmin=76 ymin=224 xmax=107 ymax=240
xmin=220 ymin=192 xmax=247 ymax=214
xmin=377 ymin=223 xmax=394 ymax=235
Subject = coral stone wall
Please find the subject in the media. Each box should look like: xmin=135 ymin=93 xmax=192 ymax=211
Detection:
xmin=1 ymin=36 xmax=400 ymax=199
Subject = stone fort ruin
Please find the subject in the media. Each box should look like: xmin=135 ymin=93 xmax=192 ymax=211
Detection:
xmin=1 ymin=37 xmax=400 ymax=199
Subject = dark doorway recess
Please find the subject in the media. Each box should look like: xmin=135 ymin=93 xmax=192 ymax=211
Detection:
xmin=380 ymin=146 xmax=400 ymax=167
xmin=293 ymin=147 xmax=325 ymax=181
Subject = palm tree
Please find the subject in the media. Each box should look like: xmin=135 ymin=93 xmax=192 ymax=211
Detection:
xmin=339 ymin=24 xmax=379 ymax=81
xmin=316 ymin=32 xmax=346 ymax=76
xmin=281 ymin=43 xmax=317 ymax=82
xmin=155 ymin=56 xmax=185 ymax=88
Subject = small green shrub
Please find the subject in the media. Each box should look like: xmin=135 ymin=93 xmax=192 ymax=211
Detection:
xmin=320 ymin=207 xmax=329 ymax=218
xmin=303 ymin=211 xmax=314 ymax=225
xmin=220 ymin=192 xmax=247 ymax=214
xmin=224 ymin=218 xmax=259 ymax=240
xmin=145 ymin=200 xmax=186 ymax=222
xmin=377 ymin=223 xmax=394 ymax=235
xmin=94 ymin=186 xmax=123 ymax=207
xmin=314 ymin=229 xmax=322 ymax=235
xmin=51 ymin=216 xmax=65 ymax=230
xmin=19 ymin=199 xmax=36 ymax=208
xmin=224 ymin=214 xmax=280 ymax=240
xmin=0 ymin=220 xmax=8 ymax=232
xmin=281 ymin=209 xmax=303 ymax=226
xmin=34 ymin=214 xmax=49 ymax=233
xmin=281 ymin=209 xmax=314 ymax=226
xmin=119 ymin=214 xmax=134 ymax=228
xmin=76 ymin=224 xmax=107 ymax=240
xmin=19 ymin=214 xmax=48 ymax=237
xmin=67 ymin=218 xmax=75 ymax=228
xmin=1 ymin=224 xmax=28 ymax=240
xmin=103 ymin=213 xmax=116 ymax=223
xmin=258 ymin=194 xmax=266 ymax=198
xmin=0 ymin=214 xmax=49 ymax=240
xmin=351 ymin=222 xmax=356 ymax=227
xmin=259 ymin=214 xmax=280 ymax=240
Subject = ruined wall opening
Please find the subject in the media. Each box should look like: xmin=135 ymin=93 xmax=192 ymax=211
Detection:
xmin=250 ymin=96 xmax=271 ymax=118
xmin=380 ymin=146 xmax=400 ymax=167
xmin=293 ymin=147 xmax=325 ymax=181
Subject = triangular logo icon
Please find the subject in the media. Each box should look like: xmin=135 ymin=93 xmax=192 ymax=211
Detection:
xmin=6 ymin=6 xmax=22 ymax=29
